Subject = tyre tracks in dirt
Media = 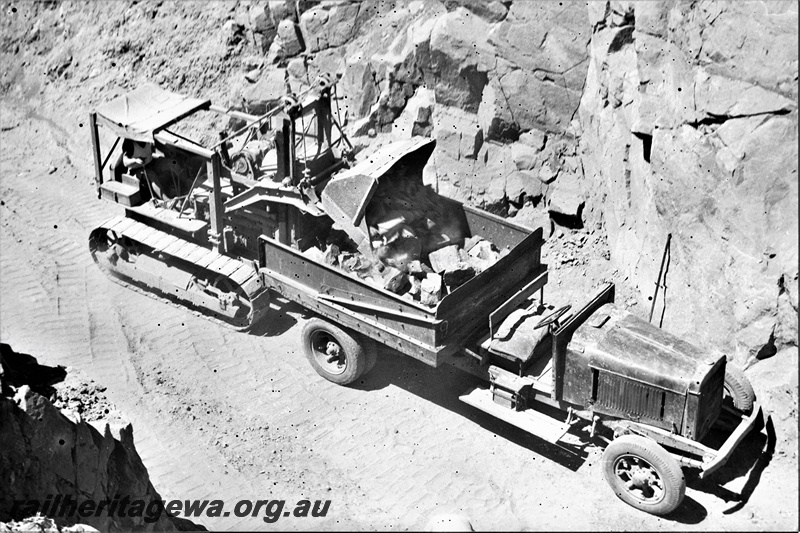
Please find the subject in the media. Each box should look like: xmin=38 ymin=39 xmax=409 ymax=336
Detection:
xmin=2 ymin=113 xmax=593 ymax=529
xmin=4 ymin=107 xmax=777 ymax=531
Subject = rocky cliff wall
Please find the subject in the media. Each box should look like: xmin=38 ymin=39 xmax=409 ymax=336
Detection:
xmin=577 ymin=1 xmax=798 ymax=363
xmin=1 ymin=0 xmax=796 ymax=364
xmin=317 ymin=0 xmax=798 ymax=364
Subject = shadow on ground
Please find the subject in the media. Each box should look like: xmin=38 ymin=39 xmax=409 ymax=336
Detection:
xmin=353 ymin=345 xmax=773 ymax=520
xmin=688 ymin=413 xmax=775 ymax=514
xmin=352 ymin=348 xmax=591 ymax=472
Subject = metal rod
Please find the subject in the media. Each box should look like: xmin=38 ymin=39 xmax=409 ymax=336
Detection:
xmin=141 ymin=167 xmax=156 ymax=202
xmin=90 ymin=113 xmax=104 ymax=198
xmin=178 ymin=167 xmax=208 ymax=219
xmin=649 ymin=233 xmax=672 ymax=323
xmin=213 ymin=83 xmax=320 ymax=150
xmin=658 ymin=242 xmax=671 ymax=328
xmin=100 ymin=137 xmax=120 ymax=176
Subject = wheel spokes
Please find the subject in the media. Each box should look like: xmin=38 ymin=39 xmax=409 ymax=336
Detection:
xmin=310 ymin=332 xmax=347 ymax=375
xmin=615 ymin=454 xmax=665 ymax=503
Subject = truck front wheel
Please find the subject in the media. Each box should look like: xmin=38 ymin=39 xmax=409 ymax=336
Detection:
xmin=603 ymin=435 xmax=685 ymax=516
xmin=301 ymin=318 xmax=367 ymax=386
xmin=724 ymin=364 xmax=755 ymax=414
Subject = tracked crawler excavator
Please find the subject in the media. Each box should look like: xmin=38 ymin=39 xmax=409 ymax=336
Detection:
xmin=88 ymin=74 xmax=354 ymax=330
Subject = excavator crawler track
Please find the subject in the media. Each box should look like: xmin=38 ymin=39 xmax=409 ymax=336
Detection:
xmin=89 ymin=216 xmax=270 ymax=331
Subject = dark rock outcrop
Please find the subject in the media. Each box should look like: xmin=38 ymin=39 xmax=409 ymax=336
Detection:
xmin=0 ymin=346 xmax=201 ymax=532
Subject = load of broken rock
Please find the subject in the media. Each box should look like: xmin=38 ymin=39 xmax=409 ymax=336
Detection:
xmin=304 ymin=175 xmax=510 ymax=306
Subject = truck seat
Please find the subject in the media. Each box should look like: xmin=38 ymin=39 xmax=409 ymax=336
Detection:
xmin=486 ymin=305 xmax=572 ymax=364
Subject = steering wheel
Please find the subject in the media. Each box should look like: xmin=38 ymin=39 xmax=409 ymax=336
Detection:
xmin=231 ymin=152 xmax=257 ymax=179
xmin=534 ymin=305 xmax=572 ymax=330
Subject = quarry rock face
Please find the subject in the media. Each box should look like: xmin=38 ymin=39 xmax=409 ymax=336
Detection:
xmin=577 ymin=0 xmax=798 ymax=362
xmin=488 ymin=1 xmax=590 ymax=134
xmin=14 ymin=0 xmax=790 ymax=370
xmin=0 ymin=355 xmax=190 ymax=531
xmin=330 ymin=0 xmax=797 ymax=362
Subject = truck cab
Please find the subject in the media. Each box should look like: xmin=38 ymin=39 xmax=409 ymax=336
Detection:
xmin=458 ymin=282 xmax=760 ymax=516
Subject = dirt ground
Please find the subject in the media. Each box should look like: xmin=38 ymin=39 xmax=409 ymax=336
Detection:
xmin=1 ymin=91 xmax=797 ymax=531
xmin=1 ymin=0 xmax=798 ymax=529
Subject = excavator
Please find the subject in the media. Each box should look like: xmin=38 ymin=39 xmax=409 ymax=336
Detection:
xmin=88 ymin=74 xmax=357 ymax=330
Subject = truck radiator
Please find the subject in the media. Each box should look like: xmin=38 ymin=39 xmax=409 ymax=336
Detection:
xmin=593 ymin=370 xmax=666 ymax=421
xmin=695 ymin=364 xmax=725 ymax=439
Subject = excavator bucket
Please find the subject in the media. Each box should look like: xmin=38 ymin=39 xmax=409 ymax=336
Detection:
xmin=320 ymin=137 xmax=436 ymax=255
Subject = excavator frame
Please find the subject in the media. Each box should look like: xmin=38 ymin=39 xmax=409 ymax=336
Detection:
xmin=88 ymin=74 xmax=351 ymax=330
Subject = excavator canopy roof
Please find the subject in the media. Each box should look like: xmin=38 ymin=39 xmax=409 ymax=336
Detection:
xmin=95 ymin=84 xmax=210 ymax=143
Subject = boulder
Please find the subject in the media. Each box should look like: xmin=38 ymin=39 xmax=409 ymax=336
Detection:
xmin=477 ymin=75 xmax=519 ymax=141
xmin=431 ymin=105 xmax=483 ymax=160
xmin=518 ymin=129 xmax=547 ymax=151
xmin=286 ymin=56 xmax=307 ymax=80
xmin=467 ymin=240 xmax=498 ymax=262
xmin=341 ymin=59 xmax=379 ymax=119
xmin=442 ymin=262 xmax=475 ymax=288
xmin=371 ymin=15 xmax=436 ymax=86
xmin=268 ymin=0 xmax=295 ymax=23
xmin=299 ymin=1 xmax=363 ymax=53
xmin=249 ymin=3 xmax=278 ymax=53
xmin=694 ymin=68 xmax=795 ymax=120
xmin=488 ymin=1 xmax=591 ymax=133
xmin=428 ymin=8 xmax=494 ymax=112
xmin=392 ymin=87 xmax=435 ymax=139
xmin=538 ymin=162 xmax=558 ymax=184
xmin=547 ymin=171 xmax=584 ymax=219
xmin=442 ymin=0 xmax=508 ymax=22
xmin=267 ymin=19 xmax=304 ymax=63
xmin=511 ymin=142 xmax=540 ymax=171
xmin=506 ymin=169 xmax=541 ymax=202
xmin=242 ymin=67 xmax=288 ymax=105
xmin=323 ymin=243 xmax=340 ymax=266
xmin=222 ymin=20 xmax=246 ymax=47
xmin=428 ymin=244 xmax=461 ymax=273
xmin=382 ymin=266 xmax=408 ymax=293
xmin=420 ymin=273 xmax=443 ymax=305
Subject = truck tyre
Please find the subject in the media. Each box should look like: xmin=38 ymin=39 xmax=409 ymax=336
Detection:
xmin=603 ymin=435 xmax=685 ymax=516
xmin=301 ymin=318 xmax=366 ymax=386
xmin=724 ymin=364 xmax=755 ymax=414
xmin=362 ymin=336 xmax=378 ymax=374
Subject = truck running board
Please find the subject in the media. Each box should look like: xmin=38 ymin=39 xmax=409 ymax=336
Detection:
xmin=459 ymin=387 xmax=570 ymax=444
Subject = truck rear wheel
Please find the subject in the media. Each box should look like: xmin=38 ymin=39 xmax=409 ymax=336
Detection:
xmin=603 ymin=435 xmax=685 ymax=516
xmin=724 ymin=364 xmax=755 ymax=414
xmin=301 ymin=318 xmax=367 ymax=386
xmin=363 ymin=337 xmax=378 ymax=374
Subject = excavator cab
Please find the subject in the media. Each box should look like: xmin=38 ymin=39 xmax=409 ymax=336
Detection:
xmin=89 ymin=74 xmax=351 ymax=250
xmin=90 ymin=84 xmax=213 ymax=209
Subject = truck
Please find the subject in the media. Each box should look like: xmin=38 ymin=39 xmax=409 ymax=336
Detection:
xmin=87 ymin=75 xmax=761 ymax=516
